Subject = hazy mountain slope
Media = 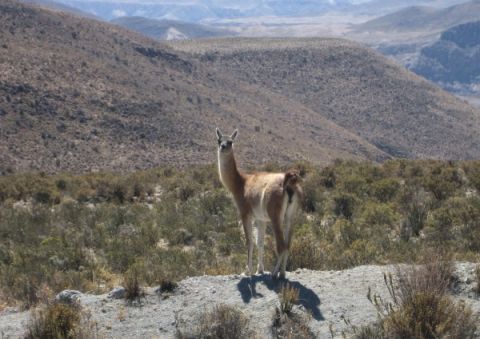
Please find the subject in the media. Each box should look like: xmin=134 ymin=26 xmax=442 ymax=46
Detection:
xmin=356 ymin=0 xmax=480 ymax=33
xmin=412 ymin=21 xmax=480 ymax=92
xmin=0 ymin=0 xmax=390 ymax=174
xmin=170 ymin=38 xmax=480 ymax=160
xmin=111 ymin=16 xmax=234 ymax=41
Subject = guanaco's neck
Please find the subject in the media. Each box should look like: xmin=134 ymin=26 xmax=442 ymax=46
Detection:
xmin=218 ymin=149 xmax=245 ymax=196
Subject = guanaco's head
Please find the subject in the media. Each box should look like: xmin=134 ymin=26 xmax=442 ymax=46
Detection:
xmin=216 ymin=128 xmax=238 ymax=153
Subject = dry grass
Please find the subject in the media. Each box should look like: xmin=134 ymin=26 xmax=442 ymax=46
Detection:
xmin=25 ymin=302 xmax=97 ymax=339
xmin=359 ymin=255 xmax=478 ymax=339
xmin=123 ymin=265 xmax=145 ymax=303
xmin=272 ymin=284 xmax=314 ymax=339
xmin=279 ymin=284 xmax=299 ymax=315
xmin=176 ymin=304 xmax=251 ymax=339
xmin=272 ymin=307 xmax=314 ymax=339
xmin=271 ymin=283 xmax=315 ymax=339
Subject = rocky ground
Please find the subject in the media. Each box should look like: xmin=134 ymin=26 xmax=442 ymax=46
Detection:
xmin=1 ymin=263 xmax=479 ymax=338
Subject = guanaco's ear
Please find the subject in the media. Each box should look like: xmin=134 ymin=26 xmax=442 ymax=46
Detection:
xmin=231 ymin=129 xmax=238 ymax=141
xmin=216 ymin=128 xmax=223 ymax=140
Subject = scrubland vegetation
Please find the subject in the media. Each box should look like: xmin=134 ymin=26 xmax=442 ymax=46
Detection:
xmin=1 ymin=159 xmax=480 ymax=311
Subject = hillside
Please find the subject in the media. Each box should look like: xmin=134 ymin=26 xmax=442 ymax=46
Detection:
xmin=111 ymin=16 xmax=235 ymax=41
xmin=355 ymin=0 xmax=480 ymax=33
xmin=412 ymin=21 xmax=480 ymax=94
xmin=0 ymin=0 xmax=391 ymax=174
xmin=170 ymin=38 xmax=480 ymax=160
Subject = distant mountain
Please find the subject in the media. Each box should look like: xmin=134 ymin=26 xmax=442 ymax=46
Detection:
xmin=355 ymin=0 xmax=480 ymax=33
xmin=111 ymin=16 xmax=235 ymax=41
xmin=412 ymin=21 xmax=480 ymax=95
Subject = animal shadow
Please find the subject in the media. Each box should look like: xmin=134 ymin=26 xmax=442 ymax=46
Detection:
xmin=237 ymin=274 xmax=323 ymax=320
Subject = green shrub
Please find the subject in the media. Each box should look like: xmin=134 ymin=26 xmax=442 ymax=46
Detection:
xmin=331 ymin=219 xmax=358 ymax=247
xmin=423 ymin=165 xmax=462 ymax=201
xmin=333 ymin=193 xmax=356 ymax=219
xmin=302 ymin=171 xmax=326 ymax=213
xmin=287 ymin=236 xmax=322 ymax=270
xmin=400 ymin=187 xmax=429 ymax=238
xmin=371 ymin=178 xmax=400 ymax=202
xmin=341 ymin=175 xmax=367 ymax=196
xmin=319 ymin=166 xmax=336 ymax=189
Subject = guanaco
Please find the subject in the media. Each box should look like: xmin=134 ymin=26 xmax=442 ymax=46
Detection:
xmin=216 ymin=128 xmax=303 ymax=278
